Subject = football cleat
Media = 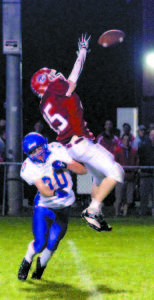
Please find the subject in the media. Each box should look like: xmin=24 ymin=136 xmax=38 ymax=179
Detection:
xmin=31 ymin=257 xmax=46 ymax=280
xmin=81 ymin=209 xmax=112 ymax=232
xmin=18 ymin=258 xmax=32 ymax=281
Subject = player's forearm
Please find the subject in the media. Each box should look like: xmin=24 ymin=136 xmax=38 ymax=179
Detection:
xmin=35 ymin=179 xmax=55 ymax=197
xmin=52 ymin=160 xmax=87 ymax=175
xmin=66 ymin=34 xmax=91 ymax=96
xmin=68 ymin=49 xmax=87 ymax=84
xmin=66 ymin=49 xmax=87 ymax=96
xmin=66 ymin=81 xmax=77 ymax=97
xmin=40 ymin=187 xmax=55 ymax=197
xmin=67 ymin=161 xmax=87 ymax=175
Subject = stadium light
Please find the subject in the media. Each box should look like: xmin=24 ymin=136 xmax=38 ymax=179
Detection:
xmin=145 ymin=52 xmax=154 ymax=69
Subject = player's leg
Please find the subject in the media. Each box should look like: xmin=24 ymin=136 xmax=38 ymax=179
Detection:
xmin=18 ymin=256 xmax=33 ymax=281
xmin=90 ymin=177 xmax=117 ymax=212
xmin=68 ymin=138 xmax=124 ymax=204
xmin=81 ymin=146 xmax=124 ymax=230
xmin=81 ymin=178 xmax=115 ymax=231
xmin=18 ymin=206 xmax=55 ymax=281
xmin=31 ymin=221 xmax=61 ymax=280
xmin=31 ymin=206 xmax=70 ymax=279
xmin=67 ymin=138 xmax=124 ymax=231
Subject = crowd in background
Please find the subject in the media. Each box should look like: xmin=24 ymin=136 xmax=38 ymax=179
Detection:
xmin=0 ymin=118 xmax=154 ymax=217
xmin=96 ymin=120 xmax=154 ymax=217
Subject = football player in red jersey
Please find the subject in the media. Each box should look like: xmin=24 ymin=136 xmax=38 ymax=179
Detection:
xmin=30 ymin=34 xmax=124 ymax=232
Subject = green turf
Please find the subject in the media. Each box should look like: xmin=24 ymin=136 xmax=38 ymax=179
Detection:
xmin=0 ymin=216 xmax=153 ymax=300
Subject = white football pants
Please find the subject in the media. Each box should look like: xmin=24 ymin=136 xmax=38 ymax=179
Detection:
xmin=66 ymin=136 xmax=124 ymax=186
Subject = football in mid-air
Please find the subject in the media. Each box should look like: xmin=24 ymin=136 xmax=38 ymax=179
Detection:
xmin=98 ymin=29 xmax=125 ymax=48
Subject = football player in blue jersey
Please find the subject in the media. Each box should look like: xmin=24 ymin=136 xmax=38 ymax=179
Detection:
xmin=18 ymin=132 xmax=87 ymax=281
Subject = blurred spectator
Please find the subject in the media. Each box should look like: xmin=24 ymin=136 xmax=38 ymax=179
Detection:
xmin=96 ymin=120 xmax=120 ymax=154
xmin=33 ymin=120 xmax=55 ymax=143
xmin=138 ymin=129 xmax=154 ymax=216
xmin=114 ymin=134 xmax=139 ymax=217
xmin=33 ymin=120 xmax=44 ymax=133
xmin=114 ymin=128 xmax=121 ymax=139
xmin=132 ymin=125 xmax=148 ymax=151
xmin=147 ymin=122 xmax=154 ymax=133
xmin=0 ymin=119 xmax=6 ymax=127
xmin=121 ymin=122 xmax=135 ymax=146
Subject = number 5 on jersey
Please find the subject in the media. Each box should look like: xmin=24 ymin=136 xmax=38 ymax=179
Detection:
xmin=43 ymin=103 xmax=68 ymax=134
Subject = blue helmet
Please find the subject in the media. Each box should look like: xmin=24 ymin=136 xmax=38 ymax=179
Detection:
xmin=23 ymin=132 xmax=50 ymax=163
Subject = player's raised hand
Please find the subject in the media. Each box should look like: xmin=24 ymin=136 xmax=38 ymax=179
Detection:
xmin=78 ymin=33 xmax=91 ymax=52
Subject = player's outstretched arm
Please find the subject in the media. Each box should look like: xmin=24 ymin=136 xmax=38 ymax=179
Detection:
xmin=67 ymin=160 xmax=87 ymax=175
xmin=66 ymin=33 xmax=91 ymax=96
xmin=52 ymin=160 xmax=87 ymax=175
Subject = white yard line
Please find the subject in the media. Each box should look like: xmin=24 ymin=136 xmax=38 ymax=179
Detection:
xmin=68 ymin=240 xmax=103 ymax=300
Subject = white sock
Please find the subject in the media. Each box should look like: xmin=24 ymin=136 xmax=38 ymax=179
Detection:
xmin=25 ymin=241 xmax=36 ymax=263
xmin=40 ymin=248 xmax=53 ymax=267
xmin=88 ymin=199 xmax=102 ymax=214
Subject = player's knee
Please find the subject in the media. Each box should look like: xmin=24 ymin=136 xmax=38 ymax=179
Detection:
xmin=47 ymin=223 xmax=65 ymax=251
xmin=47 ymin=240 xmax=59 ymax=252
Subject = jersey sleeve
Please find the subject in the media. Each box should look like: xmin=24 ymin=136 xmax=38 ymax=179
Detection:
xmin=20 ymin=159 xmax=41 ymax=185
xmin=47 ymin=78 xmax=69 ymax=96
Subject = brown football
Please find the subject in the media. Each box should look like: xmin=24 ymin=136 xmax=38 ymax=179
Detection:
xmin=98 ymin=30 xmax=125 ymax=47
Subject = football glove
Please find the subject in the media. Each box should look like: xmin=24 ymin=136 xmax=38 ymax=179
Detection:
xmin=52 ymin=160 xmax=67 ymax=173
xmin=78 ymin=33 xmax=91 ymax=52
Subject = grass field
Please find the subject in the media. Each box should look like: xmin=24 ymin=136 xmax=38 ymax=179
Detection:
xmin=0 ymin=216 xmax=153 ymax=300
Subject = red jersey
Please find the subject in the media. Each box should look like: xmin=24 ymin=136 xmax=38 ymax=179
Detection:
xmin=96 ymin=133 xmax=120 ymax=155
xmin=39 ymin=78 xmax=94 ymax=144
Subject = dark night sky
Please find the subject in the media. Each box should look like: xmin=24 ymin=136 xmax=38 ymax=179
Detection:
xmin=0 ymin=0 xmax=142 ymax=136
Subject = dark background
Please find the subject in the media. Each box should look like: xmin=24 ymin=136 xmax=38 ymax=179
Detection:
xmin=0 ymin=0 xmax=142 ymax=137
